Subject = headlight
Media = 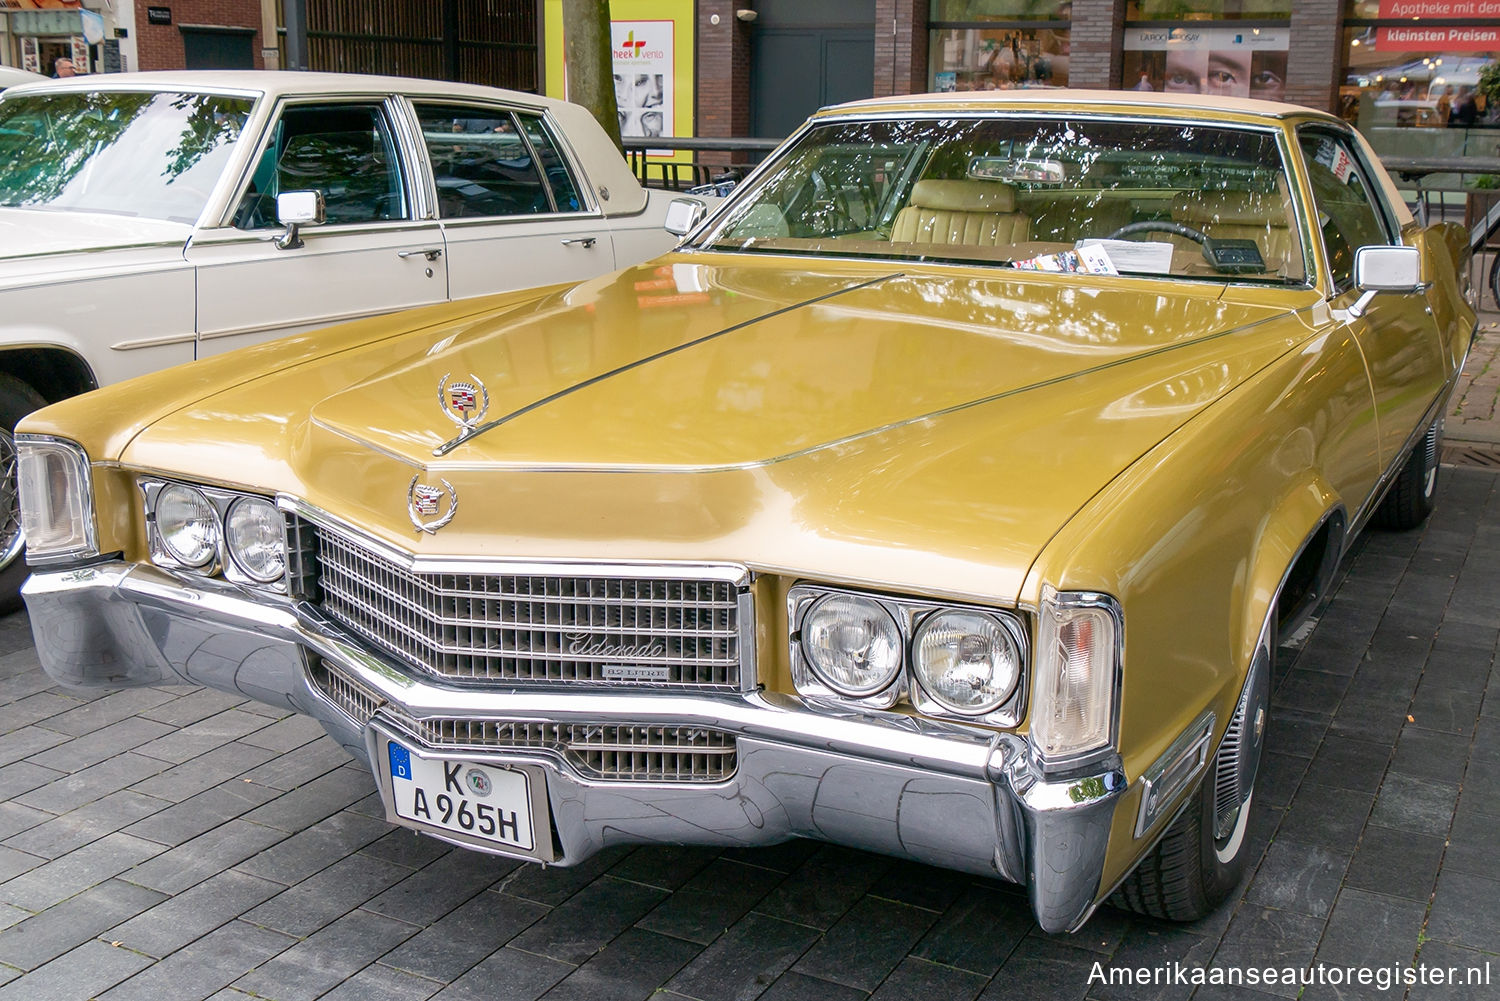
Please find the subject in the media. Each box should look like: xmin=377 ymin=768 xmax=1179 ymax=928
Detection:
xmin=911 ymin=610 xmax=1022 ymax=715
xmin=1031 ymin=588 xmax=1121 ymax=763
xmin=16 ymin=436 xmax=97 ymax=564
xmin=225 ymin=497 xmax=286 ymax=583
xmin=800 ymin=593 xmax=902 ymax=696
xmin=155 ymin=484 xmax=218 ymax=568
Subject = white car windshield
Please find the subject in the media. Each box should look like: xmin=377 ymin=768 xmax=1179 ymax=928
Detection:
xmin=0 ymin=90 xmax=253 ymax=224
xmin=697 ymin=116 xmax=1308 ymax=284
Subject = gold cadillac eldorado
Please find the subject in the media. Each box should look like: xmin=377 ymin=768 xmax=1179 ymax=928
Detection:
xmin=15 ymin=91 xmax=1474 ymax=933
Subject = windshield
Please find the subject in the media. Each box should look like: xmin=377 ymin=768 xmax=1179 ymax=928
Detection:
xmin=696 ymin=116 xmax=1307 ymax=284
xmin=0 ymin=91 xmax=253 ymax=224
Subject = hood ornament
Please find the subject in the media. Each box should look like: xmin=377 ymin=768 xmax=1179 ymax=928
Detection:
xmin=407 ymin=476 xmax=458 ymax=534
xmin=438 ymin=373 xmax=490 ymax=432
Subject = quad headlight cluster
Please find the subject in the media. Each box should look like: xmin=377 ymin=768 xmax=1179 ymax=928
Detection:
xmin=789 ymin=585 xmax=1029 ymax=725
xmin=143 ymin=479 xmax=288 ymax=588
xmin=789 ymin=583 xmax=1122 ymax=761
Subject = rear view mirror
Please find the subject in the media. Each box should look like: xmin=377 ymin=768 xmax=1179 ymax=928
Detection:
xmin=969 ymin=157 xmax=1066 ymax=184
xmin=1349 ymin=245 xmax=1423 ymax=318
xmin=664 ymin=197 xmax=707 ymax=238
xmin=274 ymin=190 xmax=326 ymax=250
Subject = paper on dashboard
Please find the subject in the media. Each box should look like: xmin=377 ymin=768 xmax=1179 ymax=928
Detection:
xmin=1075 ymin=239 xmax=1174 ymax=274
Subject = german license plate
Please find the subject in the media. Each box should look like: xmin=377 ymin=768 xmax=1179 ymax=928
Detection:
xmin=385 ymin=739 xmax=536 ymax=852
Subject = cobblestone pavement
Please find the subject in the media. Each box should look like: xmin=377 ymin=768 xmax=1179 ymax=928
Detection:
xmin=1450 ymin=318 xmax=1500 ymax=444
xmin=0 ymin=466 xmax=1493 ymax=1001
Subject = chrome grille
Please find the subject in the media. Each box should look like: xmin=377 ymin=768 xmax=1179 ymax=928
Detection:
xmin=310 ymin=656 xmax=383 ymax=721
xmin=284 ymin=514 xmax=321 ymax=599
xmin=308 ymin=522 xmax=744 ymax=689
xmin=420 ymin=719 xmax=736 ymax=783
xmin=308 ymin=660 xmax=736 ymax=783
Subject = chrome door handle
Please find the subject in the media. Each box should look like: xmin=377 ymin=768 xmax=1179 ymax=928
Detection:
xmin=398 ymin=247 xmax=443 ymax=261
xmin=561 ymin=237 xmax=597 ymax=248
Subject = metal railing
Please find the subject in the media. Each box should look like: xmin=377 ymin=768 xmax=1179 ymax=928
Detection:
xmin=622 ymin=136 xmax=781 ymax=191
xmin=1379 ymin=155 xmax=1500 ymax=307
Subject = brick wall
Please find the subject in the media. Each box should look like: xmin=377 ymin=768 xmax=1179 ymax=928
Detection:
xmin=695 ymin=0 xmax=750 ymax=158
xmin=134 ymin=0 xmax=266 ymax=71
xmin=1069 ymin=0 xmax=1124 ymax=90
xmin=873 ymin=0 xmax=926 ymax=97
xmin=1286 ymin=0 xmax=1343 ymax=113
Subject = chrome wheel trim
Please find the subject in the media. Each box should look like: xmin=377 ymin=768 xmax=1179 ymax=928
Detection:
xmin=1421 ymin=418 xmax=1442 ymax=500
xmin=1213 ymin=789 xmax=1252 ymax=864
xmin=0 ymin=428 xmax=22 ymax=570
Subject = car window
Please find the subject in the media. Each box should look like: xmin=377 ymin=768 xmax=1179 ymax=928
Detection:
xmin=518 ymin=114 xmax=583 ymax=213
xmin=0 ymin=90 xmax=251 ymax=224
xmin=696 ymin=117 xmax=1307 ymax=285
xmin=414 ymin=103 xmax=554 ymax=218
xmin=233 ymin=102 xmax=408 ymax=229
xmin=1297 ymin=131 xmax=1392 ymax=291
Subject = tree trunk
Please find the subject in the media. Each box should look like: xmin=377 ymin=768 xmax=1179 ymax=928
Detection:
xmin=560 ymin=0 xmax=622 ymax=153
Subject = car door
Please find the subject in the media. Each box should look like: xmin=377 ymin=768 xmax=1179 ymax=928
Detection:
xmin=1297 ymin=127 xmax=1448 ymax=482
xmin=186 ymin=97 xmax=448 ymax=359
xmin=405 ymin=100 xmax=612 ymax=301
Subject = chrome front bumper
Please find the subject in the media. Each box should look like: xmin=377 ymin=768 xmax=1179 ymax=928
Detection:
xmin=23 ymin=561 xmax=1127 ymax=933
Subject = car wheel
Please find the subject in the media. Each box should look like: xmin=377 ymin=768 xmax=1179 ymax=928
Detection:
xmin=0 ymin=374 xmax=48 ymax=613
xmin=1372 ymin=416 xmax=1442 ymax=532
xmin=1113 ymin=633 xmax=1269 ymax=922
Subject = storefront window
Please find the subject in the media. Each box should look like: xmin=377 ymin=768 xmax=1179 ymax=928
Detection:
xmin=930 ymin=1 xmax=1070 ymax=19
xmin=1121 ymin=25 xmax=1288 ymax=98
xmin=1343 ymin=18 xmax=1500 ymax=158
xmin=1127 ymin=1 xmax=1292 ymax=17
xmin=930 ymin=26 xmax=1071 ymax=90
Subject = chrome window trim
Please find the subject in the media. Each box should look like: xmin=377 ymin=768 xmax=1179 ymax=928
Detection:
xmin=403 ymin=98 xmax=601 ymax=219
xmin=14 ymin=434 xmax=99 ymax=568
xmin=684 ymin=109 xmax=1316 ymax=291
xmin=787 ymin=581 xmax=1029 ymax=727
xmin=212 ymin=95 xmax=423 ymax=232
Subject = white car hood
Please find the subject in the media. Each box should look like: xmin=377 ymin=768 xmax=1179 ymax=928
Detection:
xmin=0 ymin=207 xmax=191 ymax=261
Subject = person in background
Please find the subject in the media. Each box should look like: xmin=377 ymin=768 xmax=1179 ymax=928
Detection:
xmin=1450 ymin=87 xmax=1478 ymax=127
xmin=1132 ymin=70 xmax=1154 ymax=91
xmin=51 ymin=57 xmax=75 ymax=78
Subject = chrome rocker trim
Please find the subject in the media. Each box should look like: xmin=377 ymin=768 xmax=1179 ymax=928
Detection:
xmin=23 ymin=560 xmax=1126 ymax=934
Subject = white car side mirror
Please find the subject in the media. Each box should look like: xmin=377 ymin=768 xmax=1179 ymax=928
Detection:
xmin=664 ymin=197 xmax=707 ymax=238
xmin=1349 ymin=245 xmax=1423 ymax=318
xmin=274 ymin=190 xmax=326 ymax=251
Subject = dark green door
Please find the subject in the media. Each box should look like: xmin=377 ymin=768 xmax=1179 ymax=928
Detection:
xmin=181 ymin=28 xmax=256 ymax=70
xmin=750 ymin=0 xmax=874 ymax=140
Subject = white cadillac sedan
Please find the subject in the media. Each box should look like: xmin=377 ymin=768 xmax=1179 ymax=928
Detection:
xmin=0 ymin=70 xmax=697 ymax=604
xmin=0 ymin=66 xmax=46 ymax=91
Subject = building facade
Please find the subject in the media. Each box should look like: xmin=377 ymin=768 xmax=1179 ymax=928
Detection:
xmin=697 ymin=0 xmax=1500 ymax=158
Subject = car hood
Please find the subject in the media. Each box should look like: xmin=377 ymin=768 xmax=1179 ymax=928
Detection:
xmin=0 ymin=207 xmax=192 ymax=260
xmin=124 ymin=255 xmax=1318 ymax=603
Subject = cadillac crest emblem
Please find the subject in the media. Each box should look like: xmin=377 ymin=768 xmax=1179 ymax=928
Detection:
xmin=437 ymin=372 xmax=490 ymax=431
xmin=407 ymin=476 xmax=458 ymax=534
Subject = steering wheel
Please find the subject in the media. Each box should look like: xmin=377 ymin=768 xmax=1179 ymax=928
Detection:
xmin=1105 ymin=220 xmax=1210 ymax=244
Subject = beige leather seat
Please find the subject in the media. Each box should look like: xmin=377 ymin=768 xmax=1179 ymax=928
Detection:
xmin=891 ymin=179 xmax=1029 ymax=247
xmin=1169 ymin=190 xmax=1297 ymax=274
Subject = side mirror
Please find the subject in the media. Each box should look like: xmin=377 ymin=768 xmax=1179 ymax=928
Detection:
xmin=1348 ymin=245 xmax=1423 ymax=318
xmin=274 ymin=190 xmax=326 ymax=250
xmin=664 ymin=197 xmax=707 ymax=238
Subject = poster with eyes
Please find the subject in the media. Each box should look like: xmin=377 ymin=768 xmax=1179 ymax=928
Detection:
xmin=1122 ymin=26 xmax=1288 ymax=103
xmin=612 ymin=20 xmax=673 ymax=150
